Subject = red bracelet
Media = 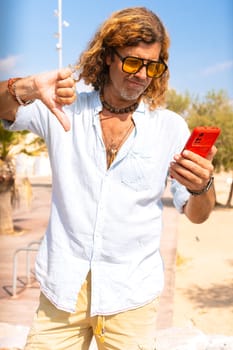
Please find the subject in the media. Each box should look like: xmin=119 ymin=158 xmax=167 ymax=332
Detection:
xmin=7 ymin=77 xmax=35 ymax=106
xmin=7 ymin=77 xmax=22 ymax=101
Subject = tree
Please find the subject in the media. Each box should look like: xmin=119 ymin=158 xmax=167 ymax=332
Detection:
xmin=0 ymin=123 xmax=46 ymax=234
xmin=0 ymin=125 xmax=21 ymax=234
xmin=187 ymin=90 xmax=233 ymax=207
xmin=165 ymin=88 xmax=191 ymax=117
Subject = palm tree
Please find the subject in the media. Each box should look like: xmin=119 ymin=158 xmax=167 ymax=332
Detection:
xmin=0 ymin=123 xmax=46 ymax=234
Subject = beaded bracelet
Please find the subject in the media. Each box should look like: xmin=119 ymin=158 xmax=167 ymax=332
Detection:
xmin=7 ymin=77 xmax=35 ymax=106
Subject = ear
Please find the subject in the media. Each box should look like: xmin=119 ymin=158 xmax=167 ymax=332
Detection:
xmin=105 ymin=47 xmax=115 ymax=66
xmin=105 ymin=54 xmax=112 ymax=66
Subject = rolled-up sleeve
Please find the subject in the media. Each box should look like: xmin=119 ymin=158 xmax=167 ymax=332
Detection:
xmin=170 ymin=179 xmax=190 ymax=213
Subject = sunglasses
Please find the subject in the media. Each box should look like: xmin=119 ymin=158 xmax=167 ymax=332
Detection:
xmin=113 ymin=49 xmax=168 ymax=79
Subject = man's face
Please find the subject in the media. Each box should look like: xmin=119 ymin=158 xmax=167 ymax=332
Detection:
xmin=106 ymin=42 xmax=161 ymax=102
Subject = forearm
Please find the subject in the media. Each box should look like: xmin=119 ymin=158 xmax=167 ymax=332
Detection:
xmin=183 ymin=184 xmax=216 ymax=223
xmin=1 ymin=69 xmax=76 ymax=131
xmin=0 ymin=76 xmax=36 ymax=122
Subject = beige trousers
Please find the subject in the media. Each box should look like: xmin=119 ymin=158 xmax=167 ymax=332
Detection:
xmin=25 ymin=273 xmax=158 ymax=350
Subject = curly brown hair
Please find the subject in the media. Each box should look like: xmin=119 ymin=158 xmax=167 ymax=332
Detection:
xmin=76 ymin=7 xmax=170 ymax=109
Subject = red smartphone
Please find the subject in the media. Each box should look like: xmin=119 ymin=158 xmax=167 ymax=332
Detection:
xmin=182 ymin=126 xmax=221 ymax=158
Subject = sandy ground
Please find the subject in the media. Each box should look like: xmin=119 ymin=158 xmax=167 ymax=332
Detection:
xmin=173 ymin=172 xmax=233 ymax=336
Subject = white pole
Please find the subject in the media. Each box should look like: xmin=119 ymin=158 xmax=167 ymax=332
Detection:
xmin=58 ymin=0 xmax=62 ymax=68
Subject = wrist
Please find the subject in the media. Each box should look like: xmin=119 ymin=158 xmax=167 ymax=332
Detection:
xmin=187 ymin=176 xmax=214 ymax=196
xmin=7 ymin=76 xmax=36 ymax=106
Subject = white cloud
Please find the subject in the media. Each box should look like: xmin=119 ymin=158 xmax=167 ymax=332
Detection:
xmin=202 ymin=60 xmax=233 ymax=76
xmin=0 ymin=55 xmax=21 ymax=73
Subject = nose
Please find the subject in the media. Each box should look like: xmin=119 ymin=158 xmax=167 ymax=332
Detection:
xmin=133 ymin=64 xmax=148 ymax=79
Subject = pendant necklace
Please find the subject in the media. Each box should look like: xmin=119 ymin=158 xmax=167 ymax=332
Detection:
xmin=101 ymin=117 xmax=135 ymax=169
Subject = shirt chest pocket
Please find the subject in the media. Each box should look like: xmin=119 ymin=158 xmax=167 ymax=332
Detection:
xmin=120 ymin=151 xmax=164 ymax=192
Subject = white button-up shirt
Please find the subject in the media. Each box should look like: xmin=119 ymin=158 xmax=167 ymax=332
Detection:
xmin=5 ymin=91 xmax=190 ymax=315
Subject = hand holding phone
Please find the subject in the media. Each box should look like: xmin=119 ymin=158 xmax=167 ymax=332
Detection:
xmin=182 ymin=126 xmax=221 ymax=158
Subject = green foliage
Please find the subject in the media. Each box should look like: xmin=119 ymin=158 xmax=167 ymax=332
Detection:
xmin=187 ymin=90 xmax=233 ymax=173
xmin=0 ymin=122 xmax=46 ymax=160
xmin=0 ymin=123 xmax=27 ymax=160
xmin=165 ymin=89 xmax=191 ymax=117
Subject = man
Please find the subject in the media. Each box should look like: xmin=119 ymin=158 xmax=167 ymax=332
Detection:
xmin=0 ymin=7 xmax=216 ymax=350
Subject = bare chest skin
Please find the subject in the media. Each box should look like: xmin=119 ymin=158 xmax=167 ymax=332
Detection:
xmin=99 ymin=110 xmax=135 ymax=168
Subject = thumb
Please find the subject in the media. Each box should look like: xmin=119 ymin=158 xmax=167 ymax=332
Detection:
xmin=206 ymin=145 xmax=217 ymax=161
xmin=51 ymin=106 xmax=71 ymax=132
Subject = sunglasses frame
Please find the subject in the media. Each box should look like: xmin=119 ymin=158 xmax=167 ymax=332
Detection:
xmin=112 ymin=48 xmax=168 ymax=79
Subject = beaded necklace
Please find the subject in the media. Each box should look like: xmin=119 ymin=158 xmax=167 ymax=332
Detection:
xmin=100 ymin=92 xmax=138 ymax=114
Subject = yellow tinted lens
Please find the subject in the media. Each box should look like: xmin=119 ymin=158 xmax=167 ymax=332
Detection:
xmin=123 ymin=57 xmax=142 ymax=73
xmin=147 ymin=62 xmax=165 ymax=78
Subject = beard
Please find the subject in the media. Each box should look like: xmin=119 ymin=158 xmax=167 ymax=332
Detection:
xmin=120 ymin=76 xmax=149 ymax=101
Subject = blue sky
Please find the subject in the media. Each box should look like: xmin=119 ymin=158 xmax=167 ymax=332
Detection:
xmin=0 ymin=0 xmax=232 ymax=98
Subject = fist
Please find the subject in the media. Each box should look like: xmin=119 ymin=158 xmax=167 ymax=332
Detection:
xmin=55 ymin=68 xmax=77 ymax=105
